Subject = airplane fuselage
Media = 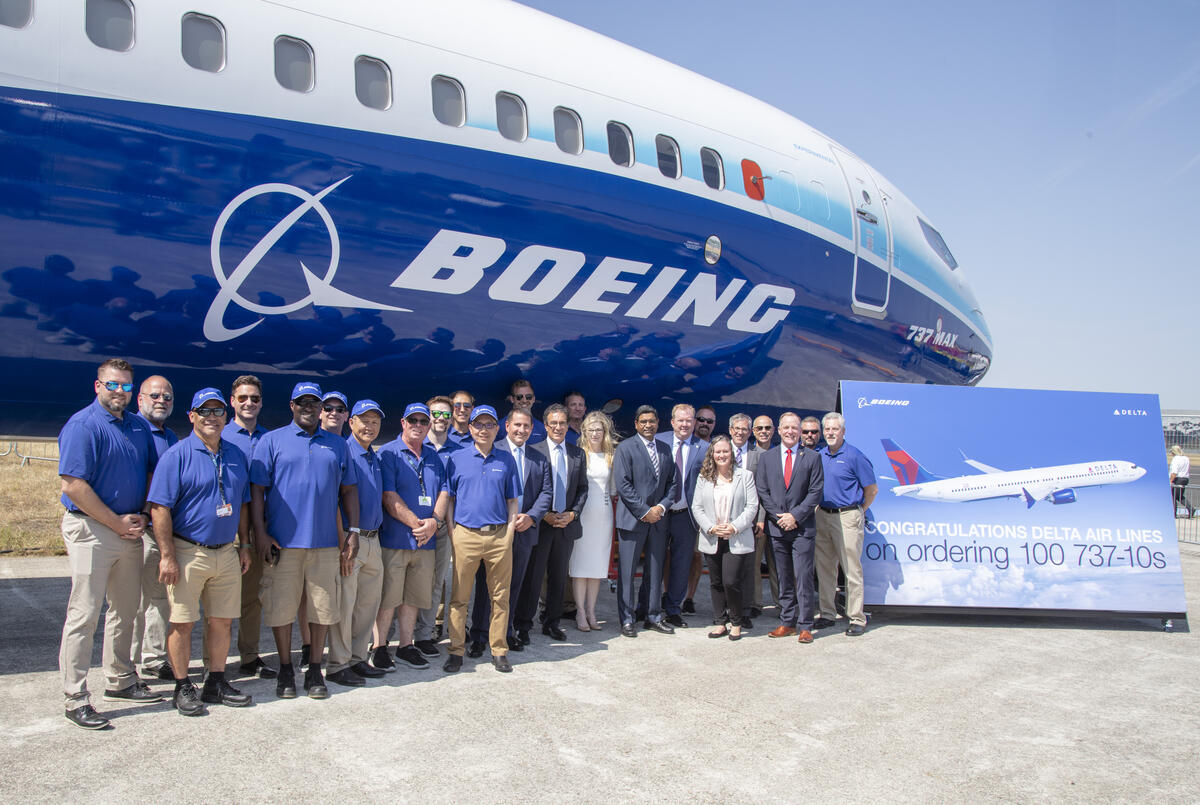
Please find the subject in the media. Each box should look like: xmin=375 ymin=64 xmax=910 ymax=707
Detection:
xmin=894 ymin=461 xmax=1147 ymax=504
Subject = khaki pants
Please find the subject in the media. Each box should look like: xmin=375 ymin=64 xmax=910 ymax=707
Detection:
xmin=815 ymin=507 xmax=866 ymax=626
xmin=238 ymin=541 xmax=266 ymax=663
xmin=59 ymin=513 xmax=143 ymax=703
xmin=447 ymin=524 xmax=512 ymax=657
xmin=131 ymin=534 xmax=169 ymax=669
xmin=414 ymin=523 xmax=452 ymax=641
xmin=328 ymin=535 xmax=384 ymax=673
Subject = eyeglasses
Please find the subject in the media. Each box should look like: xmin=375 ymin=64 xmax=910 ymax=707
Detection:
xmin=512 ymin=393 xmax=535 ymax=401
xmin=470 ymin=420 xmax=497 ymax=429
xmin=695 ymin=417 xmax=715 ymax=424
xmin=584 ymin=427 xmax=605 ymax=434
xmin=430 ymin=410 xmax=452 ymax=419
xmin=753 ymin=425 xmax=773 ymax=431
xmin=144 ymin=392 xmax=173 ymax=402
xmin=102 ymin=381 xmax=134 ymax=392
xmin=406 ymin=417 xmax=430 ymax=426
xmin=235 ymin=394 xmax=261 ymax=403
xmin=193 ymin=407 xmax=226 ymax=418
xmin=323 ymin=405 xmax=347 ymax=414
xmin=452 ymin=401 xmax=473 ymax=408
xmin=801 ymin=429 xmax=819 ymax=435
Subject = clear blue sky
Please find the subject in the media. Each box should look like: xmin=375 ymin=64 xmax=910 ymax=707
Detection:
xmin=517 ymin=0 xmax=1199 ymax=408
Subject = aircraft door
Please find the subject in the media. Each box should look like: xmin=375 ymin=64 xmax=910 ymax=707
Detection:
xmin=833 ymin=148 xmax=892 ymax=316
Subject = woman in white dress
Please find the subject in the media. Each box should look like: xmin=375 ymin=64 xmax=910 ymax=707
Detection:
xmin=569 ymin=411 xmax=618 ymax=631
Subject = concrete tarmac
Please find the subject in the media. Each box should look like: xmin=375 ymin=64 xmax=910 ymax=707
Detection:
xmin=1 ymin=548 xmax=1197 ymax=804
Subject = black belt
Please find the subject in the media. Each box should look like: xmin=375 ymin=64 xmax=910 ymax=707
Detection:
xmin=174 ymin=534 xmax=232 ymax=550
xmin=464 ymin=523 xmax=506 ymax=534
xmin=668 ymin=508 xmax=690 ymax=516
xmin=819 ymin=504 xmax=861 ymax=514
xmin=359 ymin=529 xmax=380 ymax=539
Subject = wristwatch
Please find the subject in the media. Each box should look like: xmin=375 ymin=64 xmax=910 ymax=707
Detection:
xmin=346 ymin=526 xmax=361 ymax=535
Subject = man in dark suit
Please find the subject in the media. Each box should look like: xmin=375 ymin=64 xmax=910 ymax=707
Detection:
xmin=755 ymin=412 xmax=824 ymax=643
xmin=517 ymin=404 xmax=588 ymax=642
xmin=613 ymin=405 xmax=679 ymax=637
xmin=730 ymin=412 xmax=774 ymax=618
xmin=654 ymin=404 xmax=707 ymax=627
xmin=468 ymin=408 xmax=551 ymax=657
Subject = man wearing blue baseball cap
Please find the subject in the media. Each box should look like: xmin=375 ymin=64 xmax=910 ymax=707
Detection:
xmin=250 ymin=381 xmax=359 ymax=699
xmin=326 ymin=400 xmax=389 ymax=687
xmin=147 ymin=388 xmax=254 ymax=715
xmin=442 ymin=405 xmax=521 ymax=673
xmin=321 ymin=390 xmax=349 ymax=436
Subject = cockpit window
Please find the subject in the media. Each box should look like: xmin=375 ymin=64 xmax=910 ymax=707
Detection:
xmin=919 ymin=218 xmax=958 ymax=270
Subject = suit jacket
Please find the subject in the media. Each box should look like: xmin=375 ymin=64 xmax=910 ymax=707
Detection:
xmin=496 ymin=440 xmax=552 ymax=544
xmin=613 ymin=435 xmax=679 ymax=534
xmin=754 ymin=444 xmax=823 ymax=538
xmin=533 ymin=438 xmax=589 ymax=539
xmin=736 ymin=442 xmax=765 ymax=526
xmin=657 ymin=431 xmax=708 ymax=528
xmin=692 ymin=468 xmax=759 ymax=555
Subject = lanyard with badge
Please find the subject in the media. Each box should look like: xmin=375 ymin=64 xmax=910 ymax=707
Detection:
xmin=401 ymin=449 xmax=433 ymax=508
xmin=208 ymin=445 xmax=232 ymax=517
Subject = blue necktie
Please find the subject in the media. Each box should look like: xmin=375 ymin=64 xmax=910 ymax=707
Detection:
xmin=515 ymin=445 xmax=525 ymax=488
xmin=553 ymin=444 xmax=567 ymax=512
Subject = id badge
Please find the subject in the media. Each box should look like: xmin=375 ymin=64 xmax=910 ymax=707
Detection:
xmin=418 ymin=495 xmax=432 ymax=507
xmin=216 ymin=503 xmax=233 ymax=518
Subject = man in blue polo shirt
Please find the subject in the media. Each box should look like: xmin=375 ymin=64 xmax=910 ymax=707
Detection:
xmin=374 ymin=403 xmax=450 ymax=672
xmin=147 ymin=388 xmax=253 ymax=716
xmin=443 ymin=405 xmax=521 ymax=673
xmin=58 ymin=358 xmax=162 ymax=730
xmin=413 ymin=395 xmax=461 ymax=652
xmin=250 ymin=382 xmax=359 ymax=700
xmin=326 ymin=400 xmax=389 ymax=688
xmin=815 ymin=412 xmax=878 ymax=637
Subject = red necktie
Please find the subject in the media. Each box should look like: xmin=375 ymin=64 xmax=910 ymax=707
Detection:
xmin=784 ymin=448 xmax=793 ymax=489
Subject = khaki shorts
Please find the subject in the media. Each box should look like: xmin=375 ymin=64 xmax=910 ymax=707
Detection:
xmin=260 ymin=547 xmax=341 ymax=627
xmin=380 ymin=548 xmax=435 ymax=610
xmin=167 ymin=540 xmax=242 ymax=623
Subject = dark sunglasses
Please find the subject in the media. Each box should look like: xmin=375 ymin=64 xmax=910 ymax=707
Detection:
xmin=753 ymin=425 xmax=773 ymax=430
xmin=193 ymin=407 xmax=226 ymax=418
xmin=235 ymin=394 xmax=261 ymax=403
xmin=406 ymin=417 xmax=431 ymax=426
xmin=323 ymin=405 xmax=347 ymax=414
xmin=801 ymin=429 xmax=819 ymax=434
xmin=102 ymin=380 xmax=134 ymax=392
xmin=512 ymin=393 xmax=535 ymax=401
xmin=452 ymin=401 xmax=473 ymax=408
xmin=430 ymin=410 xmax=452 ymax=419
xmin=145 ymin=392 xmax=173 ymax=401
xmin=695 ymin=417 xmax=715 ymax=424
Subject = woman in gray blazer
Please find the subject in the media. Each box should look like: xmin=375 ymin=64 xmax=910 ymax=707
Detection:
xmin=691 ymin=435 xmax=760 ymax=639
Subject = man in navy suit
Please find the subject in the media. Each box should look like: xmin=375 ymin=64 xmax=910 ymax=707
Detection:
xmin=517 ymin=404 xmax=589 ymax=642
xmin=613 ymin=405 xmax=679 ymax=637
xmin=653 ymin=404 xmax=707 ymax=627
xmin=468 ymin=407 xmax=551 ymax=657
xmin=755 ymin=412 xmax=824 ymax=643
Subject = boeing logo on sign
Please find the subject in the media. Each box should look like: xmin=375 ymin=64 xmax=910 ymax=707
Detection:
xmin=859 ymin=397 xmax=911 ymax=408
xmin=203 ymin=177 xmax=407 ymax=342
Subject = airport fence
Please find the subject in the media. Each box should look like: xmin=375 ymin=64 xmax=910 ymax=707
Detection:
xmin=3 ymin=439 xmax=58 ymax=467
xmin=1173 ymin=487 xmax=1199 ymax=545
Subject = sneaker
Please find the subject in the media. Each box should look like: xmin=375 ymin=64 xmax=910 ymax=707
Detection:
xmin=201 ymin=679 xmax=252 ymax=707
xmin=413 ymin=639 xmax=440 ymax=657
xmin=682 ymin=598 xmax=696 ymax=614
xmin=142 ymin=663 xmax=175 ymax=681
xmin=103 ymin=680 xmax=163 ymax=703
xmin=172 ymin=682 xmax=205 ymax=716
xmin=65 ymin=703 xmax=109 ymax=730
xmin=371 ymin=645 xmax=396 ymax=673
xmin=395 ymin=644 xmax=430 ymax=670
xmin=276 ymin=665 xmax=297 ymax=699
xmin=304 ymin=667 xmax=329 ymax=699
xmin=238 ymin=657 xmax=278 ymax=679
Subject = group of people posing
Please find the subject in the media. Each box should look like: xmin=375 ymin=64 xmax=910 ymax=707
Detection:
xmin=55 ymin=359 xmax=876 ymax=730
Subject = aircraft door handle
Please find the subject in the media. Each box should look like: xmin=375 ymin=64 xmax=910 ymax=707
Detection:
xmin=856 ymin=209 xmax=878 ymax=224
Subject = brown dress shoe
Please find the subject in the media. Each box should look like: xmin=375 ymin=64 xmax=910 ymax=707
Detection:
xmin=767 ymin=625 xmax=797 ymax=638
xmin=797 ymin=630 xmax=814 ymax=643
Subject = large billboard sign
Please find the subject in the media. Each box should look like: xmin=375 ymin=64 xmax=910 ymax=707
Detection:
xmin=844 ymin=381 xmax=1188 ymax=618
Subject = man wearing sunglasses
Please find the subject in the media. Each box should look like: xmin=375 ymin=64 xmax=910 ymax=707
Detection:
xmin=58 ymin=358 xmax=162 ymax=729
xmin=448 ymin=390 xmax=475 ymax=446
xmin=413 ymin=396 xmax=460 ymax=651
xmin=221 ymin=375 xmax=275 ymax=679
xmin=129 ymin=375 xmax=179 ymax=684
xmin=753 ymin=416 xmax=776 ymax=451
xmin=321 ymin=391 xmax=350 ymax=436
xmin=499 ymin=379 xmax=547 ymax=445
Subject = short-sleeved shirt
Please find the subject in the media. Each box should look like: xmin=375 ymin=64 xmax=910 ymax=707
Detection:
xmin=250 ymin=424 xmax=355 ymax=549
xmin=379 ymin=439 xmax=448 ymax=550
xmin=147 ymin=434 xmax=250 ymax=546
xmin=564 ymin=428 xmax=580 ymax=446
xmin=222 ymin=420 xmax=267 ymax=461
xmin=344 ymin=436 xmax=384 ymax=532
xmin=448 ymin=428 xmax=474 ymax=448
xmin=130 ymin=411 xmax=178 ymax=462
xmin=444 ymin=445 xmax=520 ymax=528
xmin=819 ymin=441 xmax=877 ymax=508
xmin=424 ymin=435 xmax=462 ymax=459
xmin=58 ymin=399 xmax=157 ymax=514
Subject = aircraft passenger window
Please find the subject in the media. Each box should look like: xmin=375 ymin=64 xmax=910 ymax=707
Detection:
xmin=496 ymin=92 xmax=527 ymax=142
xmin=86 ymin=0 xmax=134 ymax=52
xmin=655 ymin=135 xmax=680 ymax=179
xmin=700 ymin=147 xmax=724 ymax=190
xmin=274 ymin=36 xmax=314 ymax=93
xmin=431 ymin=75 xmax=466 ymax=127
xmin=355 ymin=56 xmax=392 ymax=110
xmin=181 ymin=13 xmax=225 ymax=73
xmin=0 ymin=0 xmax=32 ymax=29
xmin=919 ymin=218 xmax=959 ymax=269
xmin=554 ymin=106 xmax=584 ymax=155
xmin=607 ymin=121 xmax=634 ymax=167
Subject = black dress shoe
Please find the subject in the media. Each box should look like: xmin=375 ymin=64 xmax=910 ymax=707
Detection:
xmin=682 ymin=598 xmax=696 ymax=614
xmin=304 ymin=667 xmax=329 ymax=699
xmin=103 ymin=680 xmax=163 ymax=703
xmin=749 ymin=607 xmax=763 ymax=618
xmin=516 ymin=629 xmax=532 ymax=646
xmin=144 ymin=663 xmax=175 ymax=681
xmin=65 ymin=703 xmax=110 ymax=730
xmin=327 ymin=668 xmax=366 ymax=687
xmin=413 ymin=639 xmax=440 ymax=657
xmin=238 ymin=658 xmax=277 ymax=679
xmin=350 ymin=660 xmax=386 ymax=679
xmin=845 ymin=623 xmax=865 ymax=637
xmin=506 ymin=636 xmax=525 ymax=652
xmin=443 ymin=654 xmax=463 ymax=673
xmin=201 ymin=679 xmax=252 ymax=707
xmin=813 ymin=617 xmax=837 ymax=630
xmin=466 ymin=641 xmax=486 ymax=658
xmin=172 ymin=682 xmax=205 ymax=717
xmin=643 ymin=619 xmax=675 ymax=635
xmin=621 ymin=622 xmax=637 ymax=638
xmin=492 ymin=654 xmax=513 ymax=673
xmin=276 ymin=665 xmax=297 ymax=699
xmin=542 ymin=623 xmax=567 ymax=641
xmin=664 ymin=614 xmax=688 ymax=628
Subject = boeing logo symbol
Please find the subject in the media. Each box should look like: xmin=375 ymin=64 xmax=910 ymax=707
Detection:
xmin=858 ymin=397 xmax=910 ymax=408
xmin=203 ymin=177 xmax=407 ymax=342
